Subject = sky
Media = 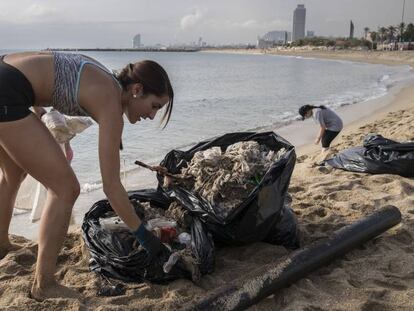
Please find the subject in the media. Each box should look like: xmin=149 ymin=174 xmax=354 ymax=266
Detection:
xmin=0 ymin=0 xmax=413 ymax=48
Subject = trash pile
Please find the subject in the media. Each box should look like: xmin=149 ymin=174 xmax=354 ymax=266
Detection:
xmin=98 ymin=199 xmax=199 ymax=279
xmin=174 ymin=141 xmax=286 ymax=217
xmin=326 ymin=134 xmax=414 ymax=177
xmin=82 ymin=189 xmax=214 ymax=285
xmin=159 ymin=132 xmax=299 ymax=245
xmin=83 ymin=132 xmax=298 ymax=289
xmin=167 ymin=141 xmax=286 ymax=219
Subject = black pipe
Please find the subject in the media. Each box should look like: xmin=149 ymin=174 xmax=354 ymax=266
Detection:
xmin=186 ymin=205 xmax=401 ymax=311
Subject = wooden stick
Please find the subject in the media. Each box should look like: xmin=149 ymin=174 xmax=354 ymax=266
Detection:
xmin=134 ymin=160 xmax=182 ymax=179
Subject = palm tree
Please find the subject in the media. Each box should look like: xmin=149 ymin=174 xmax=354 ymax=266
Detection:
xmin=387 ymin=25 xmax=397 ymax=42
xmin=399 ymin=22 xmax=406 ymax=42
xmin=368 ymin=31 xmax=377 ymax=50
xmin=364 ymin=27 xmax=370 ymax=39
xmin=405 ymin=23 xmax=414 ymax=42
xmin=378 ymin=27 xmax=388 ymax=43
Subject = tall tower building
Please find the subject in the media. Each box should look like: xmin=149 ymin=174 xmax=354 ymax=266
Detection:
xmin=133 ymin=34 xmax=141 ymax=48
xmin=349 ymin=20 xmax=354 ymax=39
xmin=292 ymin=4 xmax=306 ymax=42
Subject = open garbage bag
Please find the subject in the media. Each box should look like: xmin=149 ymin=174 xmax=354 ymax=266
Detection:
xmin=158 ymin=132 xmax=299 ymax=248
xmin=326 ymin=134 xmax=414 ymax=177
xmin=82 ymin=189 xmax=215 ymax=283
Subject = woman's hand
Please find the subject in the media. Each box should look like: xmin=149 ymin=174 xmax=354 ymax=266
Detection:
xmin=315 ymin=126 xmax=325 ymax=145
xmin=133 ymin=223 xmax=170 ymax=258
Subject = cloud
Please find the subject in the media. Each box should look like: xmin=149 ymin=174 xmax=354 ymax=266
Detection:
xmin=240 ymin=19 xmax=288 ymax=30
xmin=180 ymin=9 xmax=205 ymax=30
xmin=0 ymin=3 xmax=62 ymax=24
xmin=241 ymin=19 xmax=258 ymax=29
xmin=207 ymin=18 xmax=289 ymax=32
xmin=24 ymin=4 xmax=56 ymax=18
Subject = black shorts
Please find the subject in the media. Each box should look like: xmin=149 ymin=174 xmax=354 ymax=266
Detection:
xmin=0 ymin=55 xmax=34 ymax=122
xmin=321 ymin=130 xmax=340 ymax=148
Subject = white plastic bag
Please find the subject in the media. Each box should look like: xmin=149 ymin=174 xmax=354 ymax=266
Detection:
xmin=41 ymin=110 xmax=93 ymax=143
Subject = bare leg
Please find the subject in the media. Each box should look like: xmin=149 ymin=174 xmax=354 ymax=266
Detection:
xmin=320 ymin=147 xmax=333 ymax=161
xmin=30 ymin=187 xmax=81 ymax=300
xmin=0 ymin=114 xmax=80 ymax=300
xmin=0 ymin=148 xmax=27 ymax=259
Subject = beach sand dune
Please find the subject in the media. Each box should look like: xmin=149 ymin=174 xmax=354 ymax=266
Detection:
xmin=1 ymin=107 xmax=413 ymax=310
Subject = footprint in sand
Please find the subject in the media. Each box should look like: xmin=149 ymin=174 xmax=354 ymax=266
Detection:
xmin=361 ymin=299 xmax=390 ymax=311
xmin=13 ymin=250 xmax=37 ymax=267
xmin=289 ymin=186 xmax=306 ymax=193
xmin=373 ymin=279 xmax=407 ymax=291
xmin=390 ymin=228 xmax=414 ymax=246
xmin=367 ymin=288 xmax=388 ymax=300
xmin=306 ymin=207 xmax=328 ymax=220
xmin=296 ymin=155 xmax=308 ymax=163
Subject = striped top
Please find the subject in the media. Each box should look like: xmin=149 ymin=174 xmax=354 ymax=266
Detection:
xmin=51 ymin=52 xmax=121 ymax=116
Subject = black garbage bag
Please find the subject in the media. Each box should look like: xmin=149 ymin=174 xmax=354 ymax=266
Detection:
xmin=158 ymin=131 xmax=299 ymax=247
xmin=326 ymin=134 xmax=414 ymax=177
xmin=264 ymin=195 xmax=300 ymax=249
xmin=82 ymin=189 xmax=215 ymax=283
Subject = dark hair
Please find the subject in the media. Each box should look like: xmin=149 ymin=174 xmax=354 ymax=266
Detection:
xmin=298 ymin=105 xmax=326 ymax=120
xmin=117 ymin=60 xmax=174 ymax=128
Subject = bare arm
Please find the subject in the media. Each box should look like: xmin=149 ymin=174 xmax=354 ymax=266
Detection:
xmin=98 ymin=113 xmax=168 ymax=256
xmin=98 ymin=107 xmax=142 ymax=231
xmin=315 ymin=126 xmax=325 ymax=144
xmin=78 ymin=65 xmax=142 ymax=231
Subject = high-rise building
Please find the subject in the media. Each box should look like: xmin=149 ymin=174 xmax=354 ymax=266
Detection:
xmin=256 ymin=30 xmax=291 ymax=48
xmin=306 ymin=31 xmax=315 ymax=38
xmin=263 ymin=31 xmax=288 ymax=43
xmin=292 ymin=4 xmax=306 ymax=42
xmin=349 ymin=20 xmax=354 ymax=39
xmin=133 ymin=34 xmax=142 ymax=48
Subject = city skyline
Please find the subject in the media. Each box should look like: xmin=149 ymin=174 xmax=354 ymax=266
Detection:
xmin=0 ymin=0 xmax=413 ymax=48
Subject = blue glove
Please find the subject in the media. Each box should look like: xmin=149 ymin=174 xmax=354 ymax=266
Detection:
xmin=133 ymin=223 xmax=167 ymax=258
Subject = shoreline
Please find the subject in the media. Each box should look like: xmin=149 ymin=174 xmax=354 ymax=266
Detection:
xmin=46 ymin=47 xmax=200 ymax=52
xmin=202 ymin=48 xmax=414 ymax=67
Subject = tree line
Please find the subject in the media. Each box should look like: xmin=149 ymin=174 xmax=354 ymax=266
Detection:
xmin=364 ymin=22 xmax=414 ymax=43
xmin=289 ymin=23 xmax=414 ymax=49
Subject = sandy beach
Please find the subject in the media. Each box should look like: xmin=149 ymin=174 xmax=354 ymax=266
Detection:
xmin=2 ymin=50 xmax=414 ymax=310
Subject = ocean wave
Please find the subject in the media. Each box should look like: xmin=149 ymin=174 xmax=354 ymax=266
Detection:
xmin=380 ymin=74 xmax=390 ymax=82
xmin=81 ymin=182 xmax=103 ymax=193
xmin=244 ymin=82 xmax=394 ymax=134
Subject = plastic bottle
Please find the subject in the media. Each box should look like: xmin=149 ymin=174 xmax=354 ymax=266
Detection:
xmin=163 ymin=252 xmax=180 ymax=273
xmin=146 ymin=218 xmax=177 ymax=230
xmin=178 ymin=232 xmax=192 ymax=247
